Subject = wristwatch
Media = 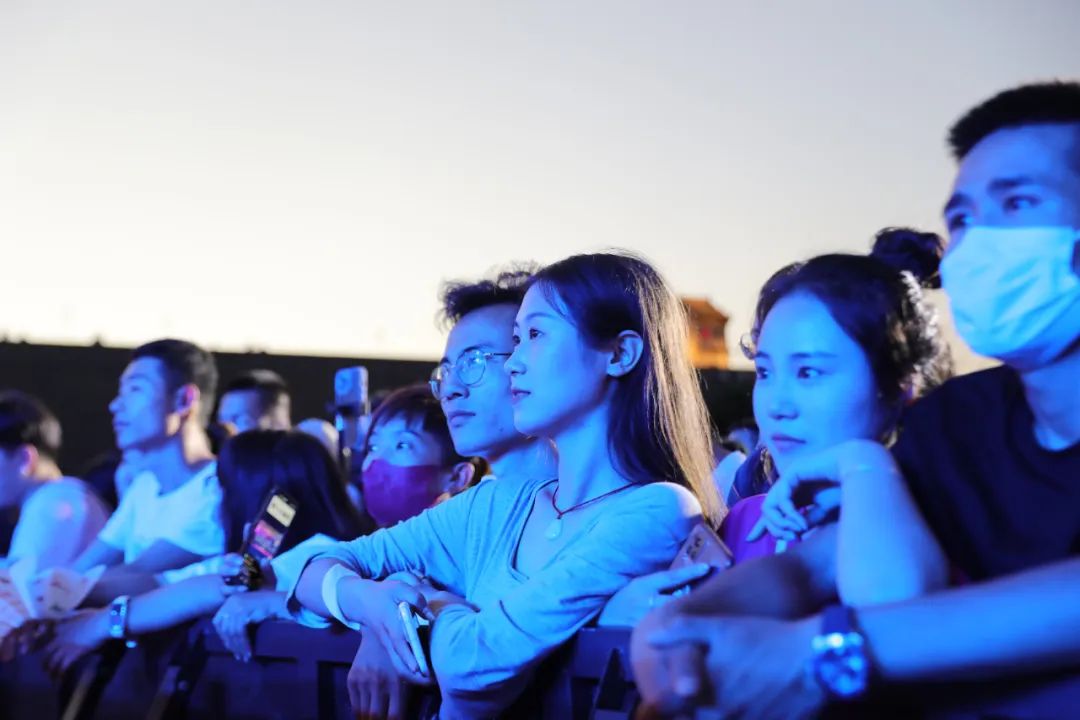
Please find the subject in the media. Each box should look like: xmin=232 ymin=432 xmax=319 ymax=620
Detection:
xmin=107 ymin=595 xmax=137 ymax=647
xmin=811 ymin=605 xmax=869 ymax=699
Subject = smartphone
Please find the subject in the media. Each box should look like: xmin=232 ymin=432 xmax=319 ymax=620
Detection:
xmin=668 ymin=522 xmax=734 ymax=596
xmin=224 ymin=489 xmax=299 ymax=589
xmin=397 ymin=601 xmax=430 ymax=677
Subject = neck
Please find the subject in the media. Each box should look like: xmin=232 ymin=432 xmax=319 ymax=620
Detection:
xmin=486 ymin=436 xmax=557 ymax=481
xmin=12 ymin=458 xmax=63 ymax=507
xmin=551 ymin=403 xmax=627 ymax=506
xmin=1018 ymin=348 xmax=1080 ymax=450
xmin=137 ymin=423 xmax=214 ymax=491
xmin=32 ymin=457 xmax=62 ymax=481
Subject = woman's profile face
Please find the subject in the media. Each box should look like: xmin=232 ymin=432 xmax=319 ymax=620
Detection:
xmin=505 ymin=284 xmax=611 ymax=440
xmin=752 ymin=292 xmax=889 ymax=475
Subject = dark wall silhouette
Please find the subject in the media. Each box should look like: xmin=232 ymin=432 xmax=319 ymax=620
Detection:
xmin=0 ymin=342 xmax=754 ymax=474
xmin=0 ymin=341 xmax=434 ymax=474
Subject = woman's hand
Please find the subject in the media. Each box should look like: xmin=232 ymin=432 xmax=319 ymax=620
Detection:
xmin=43 ymin=609 xmax=109 ymax=678
xmin=339 ymin=579 xmax=434 ymax=683
xmin=597 ymin=563 xmax=713 ymax=628
xmin=747 ymin=439 xmax=890 ymax=542
xmin=212 ymin=591 xmax=286 ymax=662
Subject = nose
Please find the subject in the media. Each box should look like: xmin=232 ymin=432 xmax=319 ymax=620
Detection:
xmin=504 ymin=348 xmax=524 ymax=377
xmin=438 ymin=371 xmax=468 ymax=403
xmin=764 ymin=379 xmax=797 ymax=421
xmin=109 ymin=395 xmax=121 ymax=415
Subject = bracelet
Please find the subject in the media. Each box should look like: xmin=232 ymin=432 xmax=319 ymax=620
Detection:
xmin=321 ymin=564 xmax=363 ymax=631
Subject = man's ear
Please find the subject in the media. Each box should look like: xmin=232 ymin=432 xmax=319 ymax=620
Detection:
xmin=443 ymin=461 xmax=477 ymax=496
xmin=16 ymin=444 xmax=39 ymax=476
xmin=605 ymin=330 xmax=645 ymax=378
xmin=174 ymin=384 xmax=200 ymax=418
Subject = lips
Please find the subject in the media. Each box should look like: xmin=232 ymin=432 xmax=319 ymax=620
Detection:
xmin=445 ymin=411 xmax=474 ymax=428
xmin=509 ymin=387 xmax=530 ymax=404
xmin=769 ymin=434 xmax=806 ymax=453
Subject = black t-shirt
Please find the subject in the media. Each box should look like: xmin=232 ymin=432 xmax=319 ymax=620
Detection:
xmin=893 ymin=366 xmax=1080 ymax=583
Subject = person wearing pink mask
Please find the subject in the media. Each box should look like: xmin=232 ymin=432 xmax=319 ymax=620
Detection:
xmin=359 ymin=384 xmax=482 ymax=529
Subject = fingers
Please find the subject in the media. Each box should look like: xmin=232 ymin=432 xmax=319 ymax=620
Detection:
xmin=374 ymin=624 xmax=422 ymax=680
xmin=213 ymin=607 xmax=253 ymax=662
xmin=386 ymin=679 xmax=407 ymax=720
xmin=745 ymin=516 xmax=768 ymax=542
xmin=399 ymin=588 xmax=435 ymax=623
xmin=760 ymin=486 xmax=807 ymax=540
xmin=647 ymin=614 xmax=712 ymax=648
xmin=665 ymin=642 xmax=710 ymax=707
xmin=221 ymin=553 xmax=245 ymax=575
xmin=650 ymin=563 xmax=713 ymax=594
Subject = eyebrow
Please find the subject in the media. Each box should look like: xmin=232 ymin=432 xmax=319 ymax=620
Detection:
xmin=753 ymin=351 xmax=838 ymax=361
xmin=791 ymin=351 xmax=838 ymax=360
xmin=943 ymin=176 xmax=1041 ymax=215
xmin=121 ymin=372 xmax=154 ymax=384
xmin=514 ymin=311 xmax=559 ymax=327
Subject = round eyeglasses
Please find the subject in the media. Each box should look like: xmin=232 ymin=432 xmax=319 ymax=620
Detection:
xmin=429 ymin=349 xmax=512 ymax=398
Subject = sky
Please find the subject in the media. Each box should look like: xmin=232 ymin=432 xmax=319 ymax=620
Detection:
xmin=2 ymin=1 xmax=1078 ymax=369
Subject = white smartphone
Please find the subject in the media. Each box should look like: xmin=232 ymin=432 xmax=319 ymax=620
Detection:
xmin=397 ymin=601 xmax=430 ymax=677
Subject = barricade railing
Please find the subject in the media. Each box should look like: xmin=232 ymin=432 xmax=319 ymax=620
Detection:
xmin=1 ymin=620 xmax=640 ymax=719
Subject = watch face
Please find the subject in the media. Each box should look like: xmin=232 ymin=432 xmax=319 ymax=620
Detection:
xmin=814 ymin=633 xmax=869 ymax=699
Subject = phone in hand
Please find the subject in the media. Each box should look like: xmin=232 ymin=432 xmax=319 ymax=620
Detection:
xmin=668 ymin=522 xmax=734 ymax=596
xmin=397 ymin=601 xmax=430 ymax=677
xmin=224 ymin=489 xmax=299 ymax=590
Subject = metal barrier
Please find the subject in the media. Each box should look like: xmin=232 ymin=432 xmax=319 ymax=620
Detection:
xmin=0 ymin=620 xmax=639 ymax=719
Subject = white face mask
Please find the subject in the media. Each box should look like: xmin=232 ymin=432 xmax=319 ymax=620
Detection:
xmin=941 ymin=225 xmax=1080 ymax=370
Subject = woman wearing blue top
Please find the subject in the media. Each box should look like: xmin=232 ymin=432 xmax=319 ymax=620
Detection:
xmin=289 ymin=251 xmax=723 ymax=719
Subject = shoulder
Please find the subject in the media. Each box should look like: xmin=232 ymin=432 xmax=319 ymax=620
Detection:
xmin=618 ymin=481 xmax=702 ymax=521
xmin=25 ymin=478 xmax=89 ymax=507
xmin=905 ymin=366 xmax=1015 ymax=422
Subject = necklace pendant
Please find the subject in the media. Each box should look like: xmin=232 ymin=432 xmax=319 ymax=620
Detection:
xmin=544 ymin=517 xmax=563 ymax=540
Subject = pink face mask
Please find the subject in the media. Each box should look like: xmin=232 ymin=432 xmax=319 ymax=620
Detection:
xmin=361 ymin=459 xmax=444 ymax=528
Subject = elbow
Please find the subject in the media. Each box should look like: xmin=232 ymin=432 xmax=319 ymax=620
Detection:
xmin=430 ymin=635 xmax=475 ymax=695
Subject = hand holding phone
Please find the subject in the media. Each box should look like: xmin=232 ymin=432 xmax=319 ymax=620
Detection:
xmin=224 ymin=490 xmax=299 ymax=590
xmin=667 ymin=522 xmax=733 ymax=597
xmin=397 ymin=601 xmax=430 ymax=678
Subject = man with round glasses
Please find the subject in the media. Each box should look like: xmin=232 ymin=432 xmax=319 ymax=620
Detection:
xmin=345 ymin=265 xmax=557 ymax=719
xmin=429 ymin=349 xmax=511 ymax=401
xmin=428 ymin=267 xmax=557 ymax=483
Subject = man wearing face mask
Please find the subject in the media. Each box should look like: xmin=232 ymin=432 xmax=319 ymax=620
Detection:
xmin=631 ymin=82 xmax=1080 ymax=718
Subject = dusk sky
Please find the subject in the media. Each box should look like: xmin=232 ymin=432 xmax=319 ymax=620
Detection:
xmin=3 ymin=1 xmax=1078 ymax=369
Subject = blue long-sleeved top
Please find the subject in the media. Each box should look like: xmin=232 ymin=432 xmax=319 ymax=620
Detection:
xmin=285 ymin=474 xmax=700 ymax=718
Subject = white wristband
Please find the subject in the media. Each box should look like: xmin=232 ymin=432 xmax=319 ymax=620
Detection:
xmin=321 ymin=564 xmax=363 ymax=631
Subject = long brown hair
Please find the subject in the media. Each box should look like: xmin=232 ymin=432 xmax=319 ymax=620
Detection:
xmin=532 ymin=251 xmax=724 ymax=525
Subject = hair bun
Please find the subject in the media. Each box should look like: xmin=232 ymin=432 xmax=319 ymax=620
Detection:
xmin=870 ymin=227 xmax=945 ymax=289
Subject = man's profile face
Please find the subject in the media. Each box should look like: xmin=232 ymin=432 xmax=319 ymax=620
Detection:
xmin=109 ymin=357 xmax=174 ymax=452
xmin=436 ymin=303 xmax=521 ymax=460
xmin=218 ymin=390 xmax=270 ymax=434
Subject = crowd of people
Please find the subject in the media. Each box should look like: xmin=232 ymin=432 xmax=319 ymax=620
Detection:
xmin=0 ymin=80 xmax=1078 ymax=719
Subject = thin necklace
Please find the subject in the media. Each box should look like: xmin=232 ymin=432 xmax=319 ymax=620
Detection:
xmin=543 ymin=480 xmax=639 ymax=540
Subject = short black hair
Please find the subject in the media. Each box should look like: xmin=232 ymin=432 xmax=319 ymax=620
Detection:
xmin=0 ymin=391 xmax=62 ymax=462
xmin=362 ymin=384 xmax=470 ymax=469
xmin=131 ymin=339 xmax=219 ymax=424
xmin=948 ymin=81 xmax=1080 ymax=163
xmin=438 ymin=263 xmax=539 ymax=328
xmin=222 ymin=369 xmax=290 ymax=415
